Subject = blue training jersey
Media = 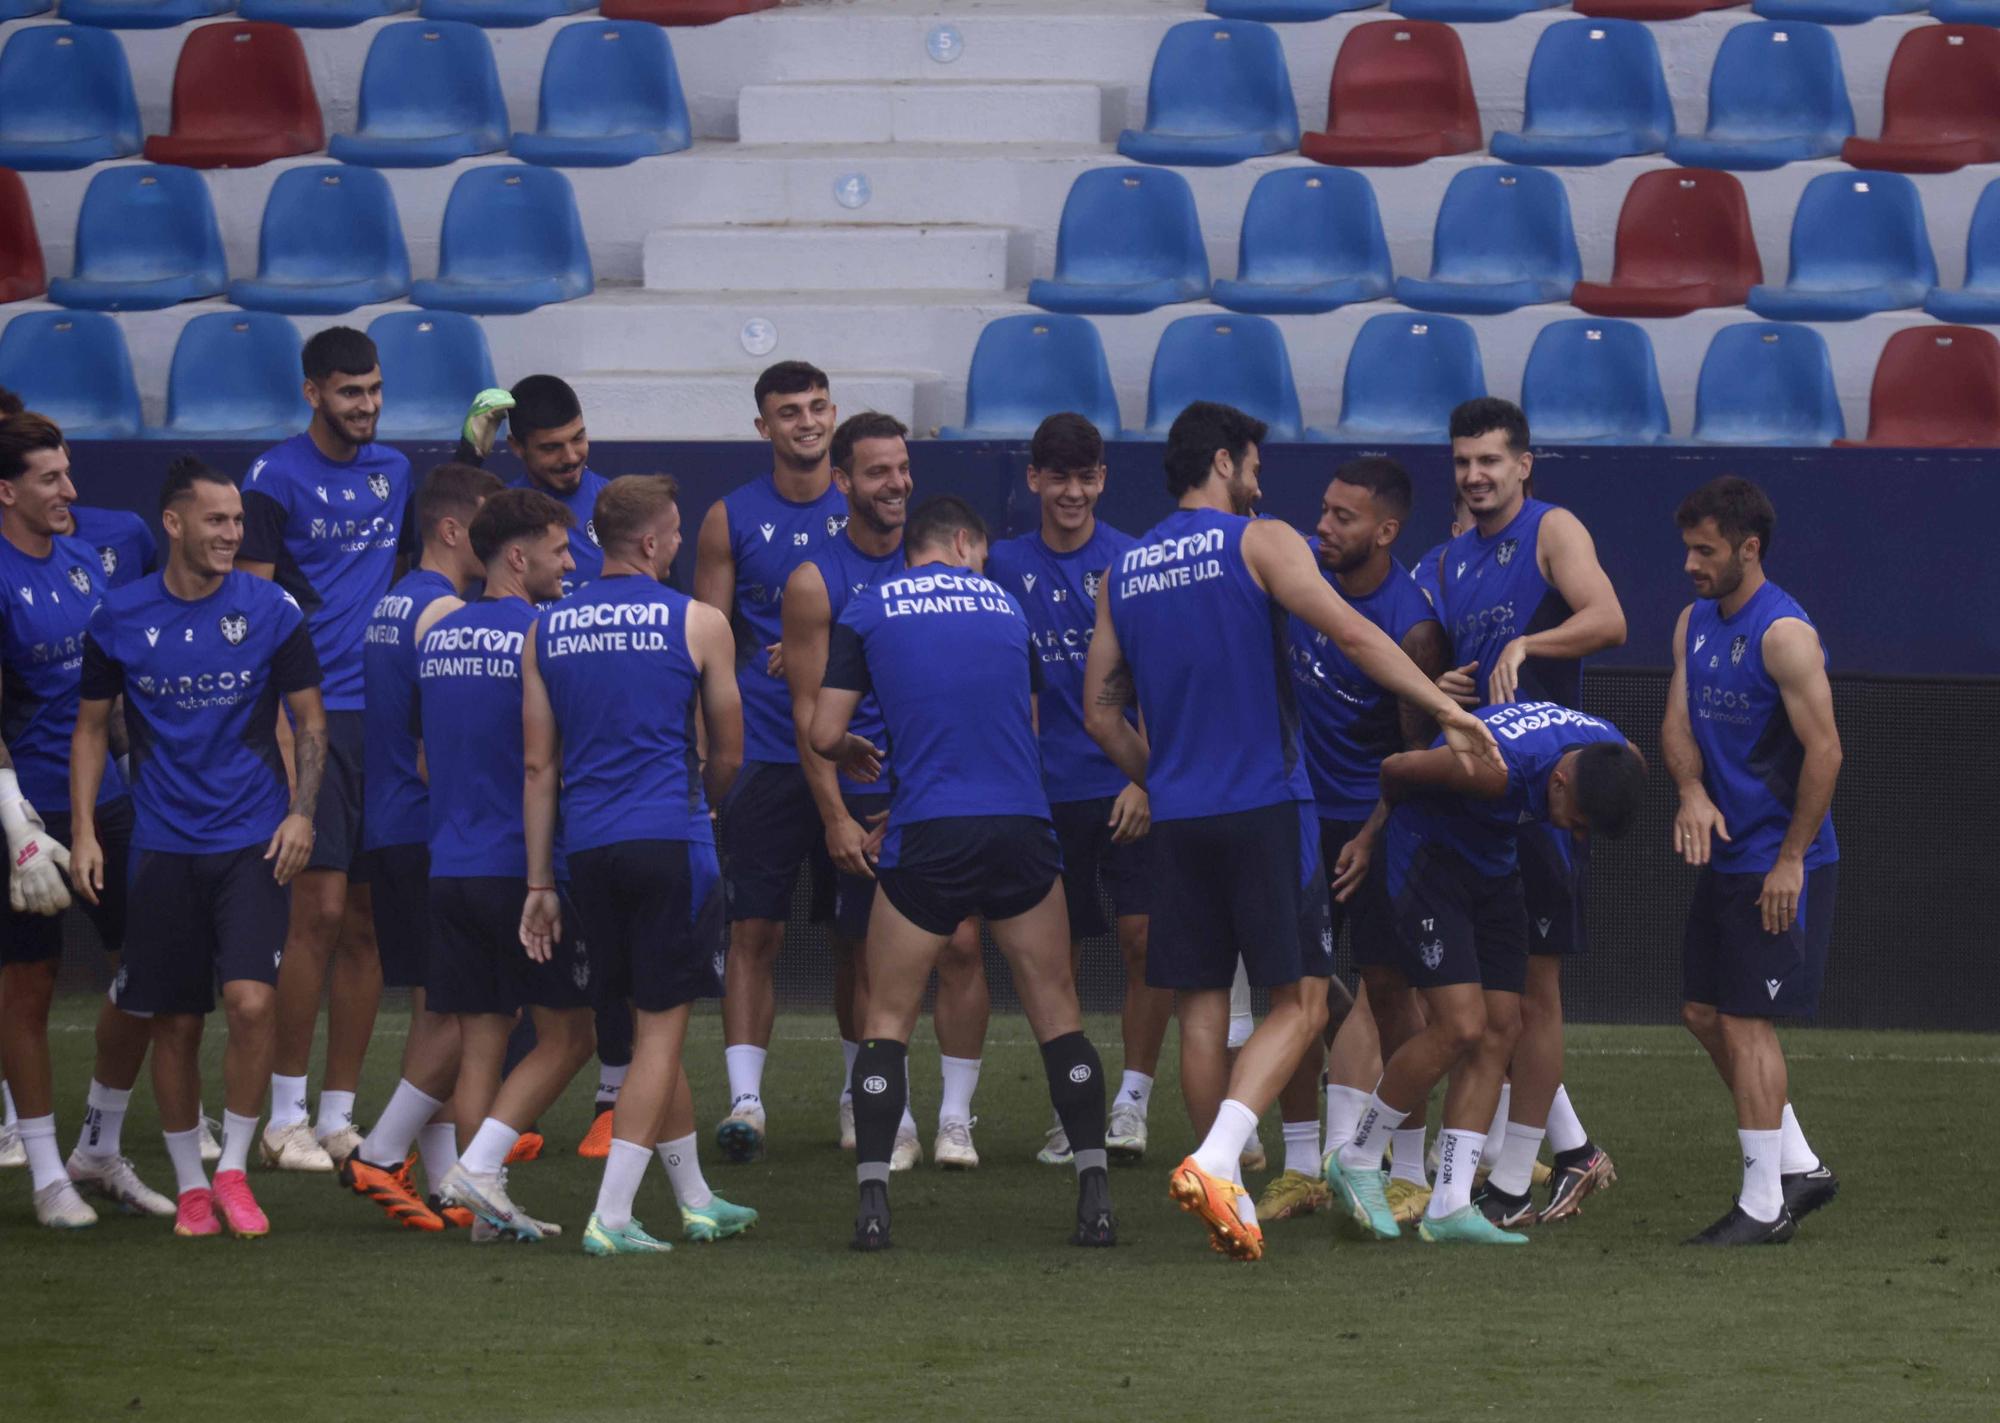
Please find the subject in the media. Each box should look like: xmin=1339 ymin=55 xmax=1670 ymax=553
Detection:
xmin=361 ymin=567 xmax=457 ymax=852
xmin=512 ymin=467 xmax=608 ymax=597
xmin=68 ymin=506 xmax=157 ymax=590
xmin=80 ymin=572 xmax=319 ymax=854
xmin=240 ymin=433 xmax=412 ymax=712
xmin=1410 ymin=540 xmax=1446 ymax=610
xmin=538 ymin=576 xmax=712 ymax=853
xmin=807 ymin=529 xmax=904 ymax=794
xmin=823 ymin=563 xmax=1048 ymax=860
xmin=1685 ymin=580 xmax=1838 ymax=875
xmin=1287 ymin=555 xmax=1438 ymax=821
xmin=986 ymin=523 xmax=1137 ymax=806
xmin=1105 ymin=509 xmax=1312 ymax=822
xmin=721 ymin=474 xmax=850 ymax=765
xmin=1435 ymin=498 xmax=1580 ymax=708
xmin=0 ymin=534 xmax=128 ymax=811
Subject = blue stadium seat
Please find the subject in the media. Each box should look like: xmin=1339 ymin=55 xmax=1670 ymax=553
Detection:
xmin=1519 ymin=318 xmax=1669 ymax=445
xmin=368 ymin=311 xmax=496 ymax=440
xmin=1321 ymin=312 xmax=1484 ymax=442
xmin=1748 ymin=171 xmax=1935 ymax=321
xmin=1027 ymin=168 xmax=1211 ymax=315
xmin=1751 ymin=0 xmax=1923 ymax=24
xmin=1490 ymin=19 xmax=1673 ymax=167
xmin=0 ymin=26 xmax=142 ymax=172
xmin=57 ymin=0 xmax=230 ymax=29
xmin=420 ymin=0 xmax=593 ymax=29
xmin=327 ymin=21 xmax=509 ymax=167
xmin=1135 ymin=314 xmax=1306 ymax=440
xmin=1926 ymin=178 xmax=2000 ymax=323
xmin=0 ymin=311 xmax=142 ymax=439
xmin=239 ymin=0 xmax=417 ymax=26
xmin=0 ymin=0 xmax=54 ymax=17
xmin=1664 ymin=22 xmax=1852 ymax=171
xmin=410 ymin=165 xmax=594 ymax=314
xmin=150 ymin=312 xmax=309 ymax=440
xmin=1391 ymin=0 xmax=1561 ymax=21
xmin=1393 ymin=165 xmax=1580 ymax=314
xmin=1117 ymin=20 xmax=1300 ymax=167
xmin=1211 ymin=167 xmax=1391 ymax=315
xmin=509 ymin=21 xmax=692 ymax=167
xmin=1932 ymin=0 xmax=2000 ymax=22
xmin=936 ymin=315 xmax=1122 ymax=440
xmin=46 ymin=165 xmax=225 ymax=312
xmin=1207 ymin=1 xmax=1377 ymax=16
xmin=228 ymin=165 xmax=412 ymax=315
xmin=1690 ymin=322 xmax=1844 ymax=445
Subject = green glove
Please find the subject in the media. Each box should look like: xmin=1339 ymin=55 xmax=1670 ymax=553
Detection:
xmin=462 ymin=387 xmax=516 ymax=459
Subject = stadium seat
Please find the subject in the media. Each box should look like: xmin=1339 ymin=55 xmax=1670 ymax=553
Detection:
xmin=1572 ymin=0 xmax=1739 ymax=17
xmin=600 ymin=0 xmax=781 ymax=20
xmin=368 ymin=311 xmax=496 ymax=441
xmin=1571 ymin=169 xmax=1762 ymax=317
xmin=1135 ymin=315 xmax=1306 ymax=440
xmin=1207 ymin=1 xmax=1378 ymax=16
xmin=1751 ymin=0 xmax=1923 ymax=23
xmin=420 ymin=0 xmax=592 ymax=29
xmin=0 ymin=311 xmax=142 ymax=439
xmin=142 ymin=23 xmax=325 ymax=170
xmin=1116 ymin=20 xmax=1300 ymax=167
xmin=1026 ymin=168 xmax=1210 ymax=315
xmin=1299 ymin=22 xmax=1480 ymax=168
xmin=0 ymin=26 xmax=142 ymax=172
xmin=57 ymin=0 xmax=230 ymax=29
xmin=1390 ymin=0 xmax=1560 ymax=22
xmin=1840 ymin=26 xmax=2000 ymax=174
xmin=1663 ymin=22 xmax=1852 ymax=171
xmin=46 ymin=165 xmax=227 ymax=312
xmin=0 ymin=0 xmax=53 ymax=17
xmin=1925 ymin=179 xmax=2000 ymax=323
xmin=239 ymin=0 xmax=417 ymax=26
xmin=228 ymin=165 xmax=411 ymax=314
xmin=1689 ymin=322 xmax=1844 ymax=446
xmin=1747 ymin=171 xmax=1935 ymax=321
xmin=327 ymin=21 xmax=508 ymax=167
xmin=151 ymin=312 xmax=309 ymax=440
xmin=1836 ymin=325 xmax=2000 ymax=448
xmin=935 ymin=314 xmax=1123 ymax=440
xmin=1519 ymin=318 xmax=1669 ymax=445
xmin=1931 ymin=0 xmax=2000 ymax=22
xmin=1321 ymin=312 xmax=1484 ymax=442
xmin=410 ymin=165 xmax=594 ymax=314
xmin=1393 ymin=165 xmax=1580 ymax=314
xmin=509 ymin=21 xmax=691 ymax=167
xmin=1211 ymin=166 xmax=1391 ymax=315
xmin=0 ymin=170 xmax=45 ymax=303
xmin=1489 ymin=20 xmax=1672 ymax=167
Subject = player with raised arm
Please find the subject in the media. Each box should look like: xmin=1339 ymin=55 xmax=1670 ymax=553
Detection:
xmin=1082 ymin=401 xmax=1500 ymax=1262
xmin=522 ymin=475 xmax=759 ymax=1254
xmin=1665 ymin=477 xmax=1841 ymax=1246
xmin=72 ymin=458 xmax=327 ymax=1238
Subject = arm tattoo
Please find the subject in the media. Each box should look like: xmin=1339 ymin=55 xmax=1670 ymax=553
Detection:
xmin=1096 ymin=659 xmax=1135 ymax=708
xmin=290 ymin=725 xmax=327 ymax=821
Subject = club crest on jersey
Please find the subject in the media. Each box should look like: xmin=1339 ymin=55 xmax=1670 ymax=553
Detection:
xmin=828 ymin=515 xmax=848 ymax=537
xmin=219 ymin=612 xmax=249 ymax=645
xmin=99 ymin=546 xmax=119 ymax=576
xmin=586 ymin=518 xmax=599 ymax=547
xmin=1495 ymin=538 xmax=1519 ymax=568
xmin=67 ymin=566 xmax=93 ymax=597
xmin=368 ymin=472 xmax=391 ymax=502
xmin=1730 ymin=635 xmax=1748 ymax=667
xmin=1084 ymin=570 xmax=1101 ymax=601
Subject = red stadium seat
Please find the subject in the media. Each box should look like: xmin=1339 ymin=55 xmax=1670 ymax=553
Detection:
xmin=141 ymin=22 xmax=324 ymax=169
xmin=1298 ymin=21 xmax=1479 ymax=168
xmin=1836 ymin=325 xmax=2000 ymax=448
xmin=1841 ymin=26 xmax=2000 ymax=175
xmin=599 ymin=0 xmax=779 ymax=22
xmin=1570 ymin=0 xmax=1741 ymax=19
xmin=0 ymin=168 xmax=47 ymax=302
xmin=1571 ymin=169 xmax=1762 ymax=318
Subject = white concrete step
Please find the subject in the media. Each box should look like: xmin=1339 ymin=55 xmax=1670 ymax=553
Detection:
xmin=643 ymin=225 xmax=1015 ymax=293
xmin=562 ymin=370 xmax=938 ymax=440
xmin=737 ymin=82 xmax=1107 ymax=147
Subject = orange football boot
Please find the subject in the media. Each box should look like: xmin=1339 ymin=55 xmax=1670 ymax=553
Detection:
xmin=1169 ymin=1155 xmax=1264 ymax=1261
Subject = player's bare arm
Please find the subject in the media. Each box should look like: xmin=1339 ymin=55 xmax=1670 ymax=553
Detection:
xmin=1759 ymin=617 xmax=1843 ymax=934
xmin=782 ymin=560 xmax=875 ymax=876
xmin=519 ymin=630 xmax=563 ymax=959
xmin=689 ymin=599 xmax=745 ymax=808
xmin=1662 ymin=602 xmax=1726 ymax=867
xmin=269 ymin=686 xmax=326 ymax=886
xmin=1380 ymin=743 xmax=1509 ymax=806
xmin=1081 ymin=592 xmax=1149 ymax=786
xmin=66 ymin=695 xmax=111 ymax=904
xmin=1486 ymin=507 xmax=1628 ymax=705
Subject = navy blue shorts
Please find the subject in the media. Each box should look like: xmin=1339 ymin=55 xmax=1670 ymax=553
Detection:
xmin=2 ymin=797 xmax=132 ymax=967
xmin=359 ymin=842 xmax=428 ymax=990
xmin=305 ymin=710 xmax=366 ymax=875
xmin=1520 ymin=820 xmax=1589 ymax=958
xmin=570 ymin=839 xmax=725 ymax=1013
xmin=717 ymin=760 xmax=834 ymax=925
xmin=1147 ymin=802 xmax=1334 ymax=992
xmin=1682 ymin=862 xmax=1838 ymax=1020
xmin=1049 ymin=795 xmax=1149 ymax=939
xmin=876 ymin=815 xmax=1061 ymax=937
xmin=426 ymin=876 xmax=592 ymax=1016
xmin=1390 ymin=843 xmax=1528 ymax=995
xmin=113 ymin=840 xmax=289 ymax=1015
xmin=1320 ymin=815 xmax=1397 ymax=970
xmin=831 ymin=790 xmax=891 ymax=942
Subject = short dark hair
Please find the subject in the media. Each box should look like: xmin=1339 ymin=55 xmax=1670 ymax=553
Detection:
xmin=1572 ymin=741 xmax=1647 ymax=840
xmin=158 ymin=455 xmax=234 ymax=516
xmin=1676 ymin=475 xmax=1776 ymax=559
xmin=1164 ymin=401 xmax=1266 ymax=499
xmin=831 ymin=411 xmax=909 ymax=474
xmin=1331 ymin=455 xmax=1413 ymax=523
xmin=417 ymin=462 xmax=505 ymax=543
xmin=905 ymin=495 xmax=988 ymax=560
xmin=593 ymin=473 xmax=680 ymax=553
xmin=469 ymin=487 xmax=573 ymax=564
xmin=507 ymin=374 xmax=583 ymax=443
xmin=0 ymin=386 xmax=23 ymax=418
xmin=754 ymin=360 xmax=829 ymax=413
xmin=1029 ymin=412 xmax=1104 ymax=474
xmin=0 ymin=393 xmax=64 ymax=481
xmin=1448 ymin=397 xmax=1530 ymax=455
xmin=302 ymin=326 xmax=379 ymax=385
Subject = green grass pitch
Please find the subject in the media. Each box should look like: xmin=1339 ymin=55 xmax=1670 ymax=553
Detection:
xmin=4 ymin=999 xmax=1995 ymax=1421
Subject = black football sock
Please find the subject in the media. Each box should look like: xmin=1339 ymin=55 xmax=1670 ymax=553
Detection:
xmin=1040 ymin=1031 xmax=1107 ymax=1176
xmin=849 ymin=1038 xmax=909 ymax=1185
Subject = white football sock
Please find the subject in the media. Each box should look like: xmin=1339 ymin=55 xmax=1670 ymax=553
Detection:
xmin=417 ymin=1121 xmax=458 ymax=1191
xmin=1779 ymin=1103 xmax=1820 ymax=1174
xmin=219 ymin=1111 xmax=258 ymax=1176
xmin=1388 ymin=1126 xmax=1429 ymax=1186
xmin=2 ymin=1081 xmax=17 ymax=1128
xmin=1427 ymin=1128 xmax=1485 ymax=1218
xmin=75 ymin=1080 xmax=131 ymax=1159
xmin=839 ymin=1040 xmax=860 ymax=1105
xmin=1192 ymin=1099 xmax=1260 ymax=1179
xmin=360 ymin=1080 xmax=442 ymax=1166
xmin=1116 ymin=1070 xmax=1153 ymax=1115
xmin=1324 ymin=1083 xmax=1369 ymax=1156
xmin=1546 ymin=1084 xmax=1589 ymax=1154
xmin=1484 ymin=1082 xmax=1511 ymax=1148
xmin=596 ymin=1062 xmax=627 ymax=1107
xmin=268 ymin=1074 xmax=309 ymax=1129
xmin=1488 ymin=1122 xmax=1546 ymax=1196
xmin=1281 ymin=1119 xmax=1320 ymax=1176
xmin=1337 ymin=1094 xmax=1407 ymax=1170
xmin=657 ymin=1132 xmax=713 ymax=1211
xmin=592 ymin=1138 xmax=651 ymax=1233
xmin=315 ymin=1089 xmax=355 ymax=1142
xmin=20 ymin=1115 xmax=65 ymax=1191
xmin=1739 ymin=1128 xmax=1784 ymax=1222
xmin=163 ymin=1126 xmax=207 ymax=1195
xmin=460 ymin=1119 xmax=520 ymax=1178
xmin=724 ymin=1045 xmax=766 ymax=1110
xmin=938 ymin=1055 xmax=981 ymax=1127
